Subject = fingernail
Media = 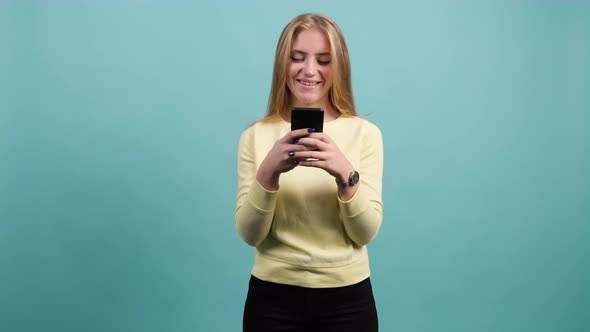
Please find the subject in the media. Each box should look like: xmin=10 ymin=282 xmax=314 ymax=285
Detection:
xmin=293 ymin=138 xmax=299 ymax=143
xmin=288 ymin=151 xmax=295 ymax=157
xmin=293 ymin=160 xmax=299 ymax=164
xmin=307 ymin=128 xmax=315 ymax=133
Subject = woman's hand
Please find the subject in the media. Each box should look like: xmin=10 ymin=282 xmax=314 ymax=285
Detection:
xmin=291 ymin=131 xmax=355 ymax=186
xmin=293 ymin=131 xmax=358 ymax=200
xmin=256 ymin=128 xmax=314 ymax=191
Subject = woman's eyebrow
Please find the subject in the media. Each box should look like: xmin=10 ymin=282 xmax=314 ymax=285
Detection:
xmin=291 ymin=49 xmax=331 ymax=56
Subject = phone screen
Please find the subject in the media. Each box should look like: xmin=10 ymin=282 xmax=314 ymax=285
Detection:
xmin=290 ymin=108 xmax=324 ymax=132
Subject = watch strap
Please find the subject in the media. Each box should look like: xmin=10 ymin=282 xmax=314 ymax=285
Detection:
xmin=336 ymin=170 xmax=359 ymax=188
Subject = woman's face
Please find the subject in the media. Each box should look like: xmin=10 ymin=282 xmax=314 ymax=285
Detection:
xmin=286 ymin=29 xmax=333 ymax=108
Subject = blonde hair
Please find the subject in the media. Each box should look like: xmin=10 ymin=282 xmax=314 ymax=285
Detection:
xmin=261 ymin=13 xmax=356 ymax=122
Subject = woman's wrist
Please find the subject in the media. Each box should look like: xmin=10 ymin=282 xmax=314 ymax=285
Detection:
xmin=256 ymin=166 xmax=280 ymax=191
xmin=334 ymin=163 xmax=355 ymax=184
xmin=335 ymin=171 xmax=350 ymax=185
xmin=335 ymin=168 xmax=360 ymax=189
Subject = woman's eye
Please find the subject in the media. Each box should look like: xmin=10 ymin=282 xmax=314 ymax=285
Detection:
xmin=291 ymin=57 xmax=304 ymax=62
xmin=318 ymin=60 xmax=331 ymax=65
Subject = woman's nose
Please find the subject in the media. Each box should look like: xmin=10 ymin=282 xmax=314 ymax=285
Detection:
xmin=303 ymin=60 xmax=316 ymax=76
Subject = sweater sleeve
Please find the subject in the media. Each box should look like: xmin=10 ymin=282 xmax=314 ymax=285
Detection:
xmin=234 ymin=127 xmax=278 ymax=247
xmin=338 ymin=122 xmax=384 ymax=246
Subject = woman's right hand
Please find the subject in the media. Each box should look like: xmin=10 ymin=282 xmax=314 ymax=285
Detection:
xmin=256 ymin=128 xmax=313 ymax=191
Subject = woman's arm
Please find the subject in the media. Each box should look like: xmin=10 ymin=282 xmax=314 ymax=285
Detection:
xmin=234 ymin=127 xmax=312 ymax=247
xmin=291 ymin=122 xmax=384 ymax=246
xmin=338 ymin=124 xmax=384 ymax=246
xmin=234 ymin=128 xmax=278 ymax=247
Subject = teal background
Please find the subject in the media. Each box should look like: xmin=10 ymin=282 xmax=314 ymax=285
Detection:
xmin=1 ymin=0 xmax=589 ymax=331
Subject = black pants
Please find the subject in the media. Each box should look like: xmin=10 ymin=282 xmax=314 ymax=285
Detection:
xmin=243 ymin=275 xmax=378 ymax=332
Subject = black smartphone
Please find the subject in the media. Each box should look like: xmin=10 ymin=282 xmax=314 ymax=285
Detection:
xmin=290 ymin=107 xmax=324 ymax=132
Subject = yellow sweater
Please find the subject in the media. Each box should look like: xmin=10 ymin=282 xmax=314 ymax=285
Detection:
xmin=235 ymin=116 xmax=383 ymax=288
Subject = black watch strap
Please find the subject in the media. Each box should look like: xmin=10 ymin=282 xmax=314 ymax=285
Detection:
xmin=336 ymin=170 xmax=360 ymax=188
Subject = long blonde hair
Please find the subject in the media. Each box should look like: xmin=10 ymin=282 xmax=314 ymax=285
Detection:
xmin=261 ymin=13 xmax=356 ymax=122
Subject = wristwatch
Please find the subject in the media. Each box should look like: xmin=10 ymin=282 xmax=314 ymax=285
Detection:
xmin=336 ymin=170 xmax=360 ymax=188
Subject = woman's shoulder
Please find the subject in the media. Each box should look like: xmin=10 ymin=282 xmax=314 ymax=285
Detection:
xmin=240 ymin=118 xmax=288 ymax=139
xmin=334 ymin=115 xmax=382 ymax=135
xmin=247 ymin=118 xmax=286 ymax=131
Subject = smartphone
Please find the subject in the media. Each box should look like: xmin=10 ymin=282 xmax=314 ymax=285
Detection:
xmin=290 ymin=107 xmax=324 ymax=132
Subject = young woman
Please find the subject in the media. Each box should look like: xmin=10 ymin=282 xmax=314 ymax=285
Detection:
xmin=235 ymin=13 xmax=383 ymax=331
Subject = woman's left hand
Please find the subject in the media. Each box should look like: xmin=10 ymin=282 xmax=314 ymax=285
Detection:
xmin=292 ymin=132 xmax=354 ymax=184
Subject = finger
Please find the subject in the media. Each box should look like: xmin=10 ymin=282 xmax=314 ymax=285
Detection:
xmin=286 ymin=128 xmax=312 ymax=142
xmin=307 ymin=132 xmax=332 ymax=143
xmin=297 ymin=159 xmax=325 ymax=168
xmin=296 ymin=137 xmax=328 ymax=151
xmin=281 ymin=154 xmax=300 ymax=167
xmin=287 ymin=148 xmax=320 ymax=161
xmin=286 ymin=144 xmax=312 ymax=156
xmin=281 ymin=130 xmax=299 ymax=144
xmin=292 ymin=150 xmax=323 ymax=160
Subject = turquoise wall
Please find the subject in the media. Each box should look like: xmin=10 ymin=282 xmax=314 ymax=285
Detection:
xmin=1 ymin=1 xmax=589 ymax=331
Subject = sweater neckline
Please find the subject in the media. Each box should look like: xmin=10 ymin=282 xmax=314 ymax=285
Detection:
xmin=280 ymin=115 xmax=343 ymax=128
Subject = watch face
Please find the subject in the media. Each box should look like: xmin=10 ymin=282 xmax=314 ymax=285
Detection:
xmin=349 ymin=171 xmax=360 ymax=185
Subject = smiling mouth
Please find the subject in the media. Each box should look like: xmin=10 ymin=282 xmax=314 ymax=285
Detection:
xmin=297 ymin=79 xmax=321 ymax=87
